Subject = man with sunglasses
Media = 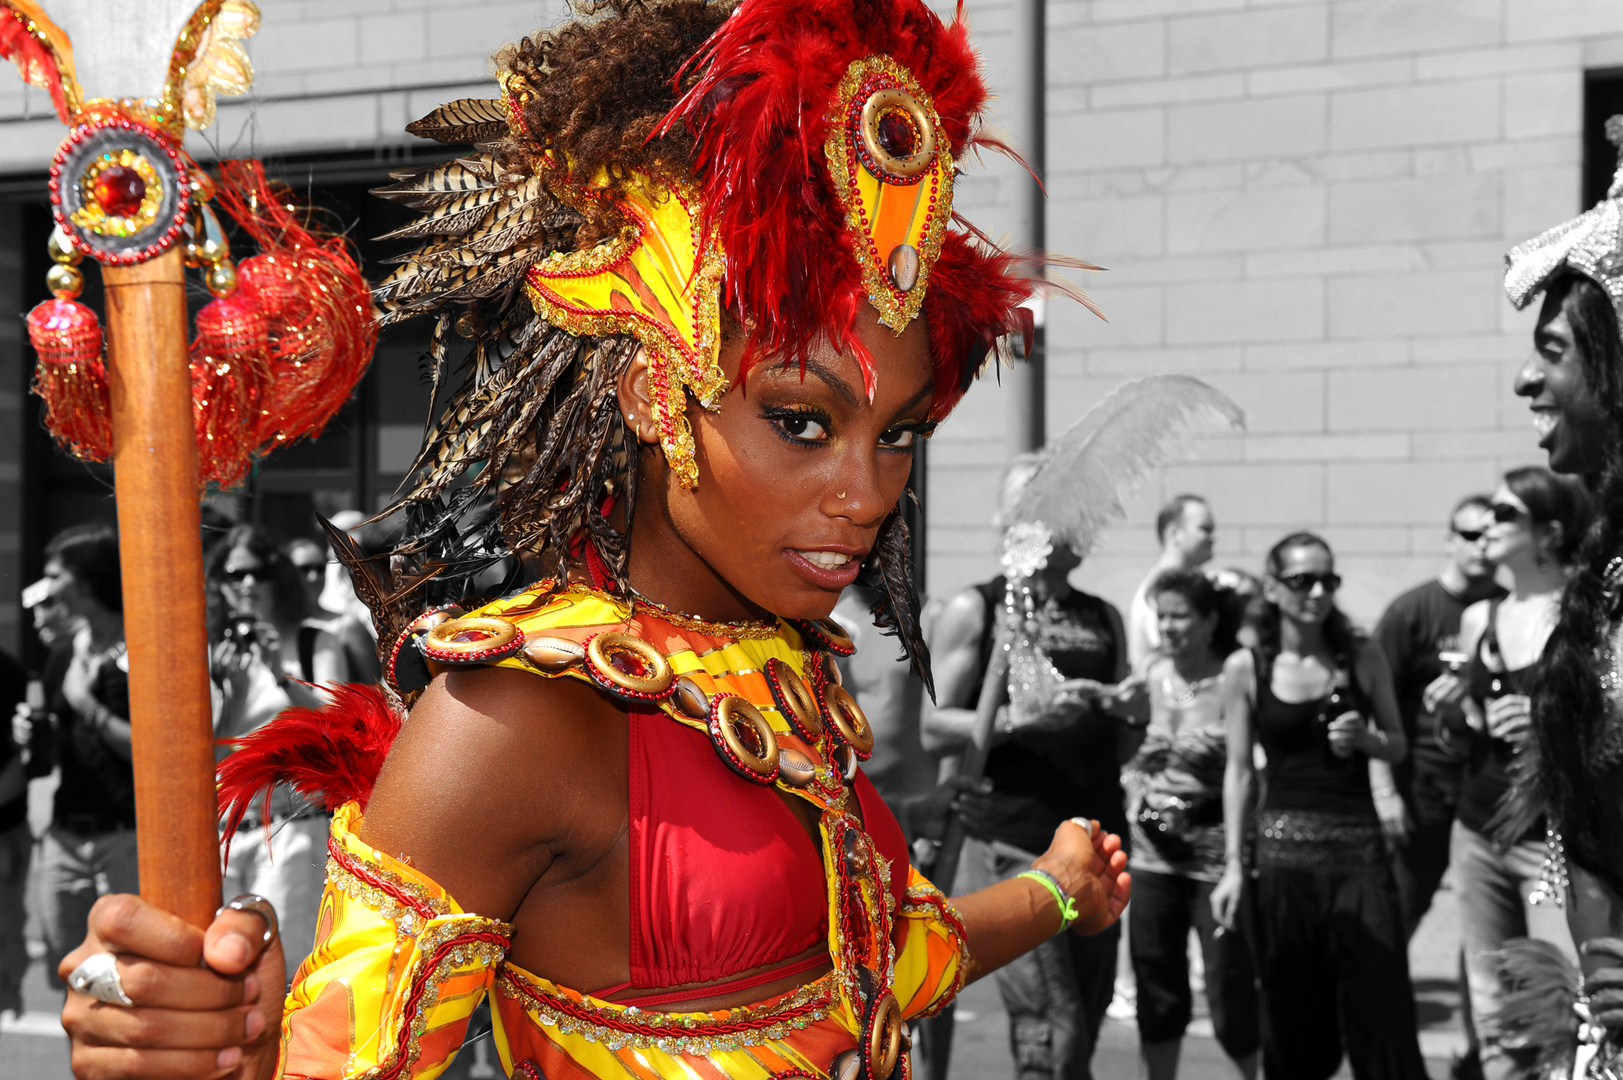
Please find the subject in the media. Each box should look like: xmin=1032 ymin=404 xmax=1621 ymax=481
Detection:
xmin=1373 ymin=494 xmax=1505 ymax=936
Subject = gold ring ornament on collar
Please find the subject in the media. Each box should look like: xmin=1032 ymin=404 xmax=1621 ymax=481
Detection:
xmin=709 ymin=695 xmax=780 ymax=784
xmin=795 ymin=617 xmax=856 ymax=656
xmin=766 ymin=657 xmax=823 ymax=740
xmin=863 ymin=991 xmax=904 ymax=1080
xmin=421 ymin=616 xmax=525 ymax=665
xmin=583 ymin=632 xmax=675 ymax=701
xmin=823 ymin=685 xmax=874 ymax=759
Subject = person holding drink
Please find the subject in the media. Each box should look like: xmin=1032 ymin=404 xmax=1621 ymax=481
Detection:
xmin=1373 ymin=494 xmax=1504 ymax=934
xmin=1424 ymin=467 xmax=1588 ymax=1079
xmin=1210 ymin=532 xmax=1426 ymax=1080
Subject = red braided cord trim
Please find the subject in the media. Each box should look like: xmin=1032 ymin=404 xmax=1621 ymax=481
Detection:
xmin=373 ymin=929 xmax=511 ymax=1080
xmin=327 ymin=835 xmax=442 ymax=921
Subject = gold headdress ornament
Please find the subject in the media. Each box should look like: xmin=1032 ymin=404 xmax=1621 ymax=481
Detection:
xmin=519 ymin=164 xmax=728 ymax=489
xmin=1505 ymin=115 xmax=1623 ymax=324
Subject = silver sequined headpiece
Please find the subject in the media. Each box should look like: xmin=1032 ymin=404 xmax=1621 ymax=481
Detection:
xmin=1504 ymin=115 xmax=1623 ymax=324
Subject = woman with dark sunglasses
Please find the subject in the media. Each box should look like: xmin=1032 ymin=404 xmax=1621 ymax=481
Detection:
xmin=1424 ymin=467 xmax=1588 ymax=1079
xmin=204 ymin=525 xmax=351 ymax=977
xmin=1209 ymin=532 xmax=1425 ymax=1080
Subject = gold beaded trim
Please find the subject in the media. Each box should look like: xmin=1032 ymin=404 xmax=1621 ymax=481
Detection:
xmin=325 ymin=843 xmax=452 ymax=929
xmin=496 ymin=968 xmax=837 ymax=1054
xmin=632 ymin=594 xmax=782 ymax=640
xmin=361 ymin=919 xmax=511 ymax=1080
xmin=899 ymin=882 xmax=971 ymax=1018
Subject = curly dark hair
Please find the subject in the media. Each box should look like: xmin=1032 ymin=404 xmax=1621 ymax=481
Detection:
xmin=496 ymin=0 xmax=734 ymax=245
xmin=1503 ymin=272 xmax=1623 ymax=893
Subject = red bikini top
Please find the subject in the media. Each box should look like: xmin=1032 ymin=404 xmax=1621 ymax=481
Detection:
xmin=619 ymin=710 xmax=910 ymax=1003
xmin=406 ymin=583 xmax=913 ymax=1009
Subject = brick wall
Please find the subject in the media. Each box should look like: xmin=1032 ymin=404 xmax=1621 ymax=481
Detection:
xmin=1012 ymin=0 xmax=1623 ymax=625
xmin=3 ymin=0 xmax=1622 ymax=628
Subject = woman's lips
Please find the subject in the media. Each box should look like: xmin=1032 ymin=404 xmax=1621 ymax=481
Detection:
xmin=785 ymin=548 xmax=863 ymax=590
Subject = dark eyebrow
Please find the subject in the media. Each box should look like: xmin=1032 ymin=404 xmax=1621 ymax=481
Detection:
xmin=765 ymin=356 xmax=934 ymax=415
xmin=891 ymin=380 xmax=934 ymax=420
xmin=794 ymin=357 xmax=861 ymax=408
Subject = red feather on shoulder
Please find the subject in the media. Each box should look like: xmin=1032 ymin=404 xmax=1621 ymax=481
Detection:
xmin=216 ymin=683 xmax=402 ymax=852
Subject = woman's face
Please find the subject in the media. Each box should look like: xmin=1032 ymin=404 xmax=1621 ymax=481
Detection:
xmin=1515 ymin=289 xmax=1612 ymax=476
xmin=288 ymin=540 xmax=327 ymax=606
xmin=42 ymin=557 xmax=90 ymax=621
xmin=1483 ymin=484 xmax=1536 ymax=568
xmin=1154 ymin=589 xmax=1216 ymax=659
xmin=1265 ymin=542 xmax=1338 ymax=628
xmin=219 ymin=542 xmax=276 ymax=622
xmin=629 ymin=315 xmax=934 ymax=621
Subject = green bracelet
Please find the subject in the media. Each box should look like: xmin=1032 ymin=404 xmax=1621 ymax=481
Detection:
xmin=1017 ymin=868 xmax=1080 ymax=934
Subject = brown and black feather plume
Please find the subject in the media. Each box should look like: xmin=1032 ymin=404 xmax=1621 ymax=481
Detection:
xmin=405 ymin=97 xmax=513 ymax=144
xmin=857 ymin=508 xmax=933 ymax=700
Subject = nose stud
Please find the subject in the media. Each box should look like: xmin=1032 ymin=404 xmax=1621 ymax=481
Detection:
xmin=836 ymin=491 xmax=846 ymax=499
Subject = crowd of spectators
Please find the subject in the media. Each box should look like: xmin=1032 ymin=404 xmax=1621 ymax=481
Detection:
xmin=1 ymin=516 xmax=378 ymax=1019
xmin=2 ymin=478 xmax=1586 ymax=1080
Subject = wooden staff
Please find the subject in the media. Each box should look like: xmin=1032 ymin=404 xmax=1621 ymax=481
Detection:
xmin=103 ymin=247 xmax=221 ymax=928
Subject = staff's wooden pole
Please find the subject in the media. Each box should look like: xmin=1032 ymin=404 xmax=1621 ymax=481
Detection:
xmin=103 ymin=246 xmax=221 ymax=929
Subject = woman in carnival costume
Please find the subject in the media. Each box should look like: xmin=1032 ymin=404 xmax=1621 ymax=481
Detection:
xmin=1481 ymin=115 xmax=1623 ymax=1077
xmin=55 ymin=2 xmax=1130 ymax=1079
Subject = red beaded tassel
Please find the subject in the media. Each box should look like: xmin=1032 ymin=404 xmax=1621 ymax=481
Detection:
xmin=212 ymin=161 xmax=376 ymax=452
xmin=191 ymin=288 xmax=270 ymax=489
xmin=27 ymin=227 xmax=112 ymax=461
xmin=180 ymin=200 xmax=272 ymax=490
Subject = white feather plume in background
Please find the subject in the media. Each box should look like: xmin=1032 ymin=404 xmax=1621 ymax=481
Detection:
xmin=1010 ymin=374 xmax=1247 ymax=560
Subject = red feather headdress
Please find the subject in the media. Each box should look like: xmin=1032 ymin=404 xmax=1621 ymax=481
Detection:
xmin=663 ymin=0 xmax=1055 ymax=418
xmin=486 ymin=0 xmax=1094 ymax=487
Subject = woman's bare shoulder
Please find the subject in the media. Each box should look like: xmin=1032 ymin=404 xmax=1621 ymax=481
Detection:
xmin=1222 ymin=647 xmax=1255 ymax=678
xmin=359 ymin=666 xmax=628 ymax=919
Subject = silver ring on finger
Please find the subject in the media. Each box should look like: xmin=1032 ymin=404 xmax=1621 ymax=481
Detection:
xmin=1067 ymin=816 xmax=1095 ymax=836
xmin=68 ymin=951 xmax=132 ymax=1006
xmin=219 ymin=893 xmax=279 ymax=946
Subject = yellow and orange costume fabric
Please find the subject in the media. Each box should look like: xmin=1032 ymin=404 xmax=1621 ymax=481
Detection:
xmin=275 ymin=585 xmax=968 ymax=1080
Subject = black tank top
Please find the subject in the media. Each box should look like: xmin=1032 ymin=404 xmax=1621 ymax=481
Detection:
xmin=966 ymin=577 xmax=1128 ymax=852
xmin=1458 ymin=600 xmax=1538 ymax=839
xmin=1252 ymin=648 xmax=1376 ymax=818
